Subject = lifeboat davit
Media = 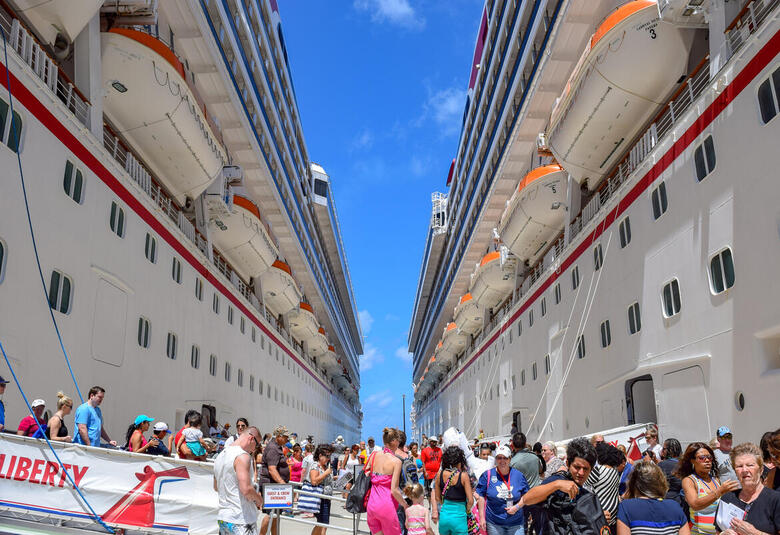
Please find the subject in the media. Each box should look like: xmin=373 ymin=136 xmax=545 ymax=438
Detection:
xmin=259 ymin=261 xmax=302 ymax=316
xmin=309 ymin=327 xmax=329 ymax=358
xmin=289 ymin=302 xmax=318 ymax=344
xmin=102 ymin=29 xmax=227 ymax=204
xmin=469 ymin=249 xmax=517 ymax=310
xmin=497 ymin=165 xmax=568 ymax=263
xmin=209 ymin=195 xmax=278 ymax=281
xmin=546 ymin=0 xmax=694 ymax=189
xmin=453 ymin=293 xmax=483 ymax=335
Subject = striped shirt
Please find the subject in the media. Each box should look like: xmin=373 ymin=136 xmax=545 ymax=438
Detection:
xmin=618 ymin=498 xmax=687 ymax=535
xmin=687 ymin=475 xmax=721 ymax=535
xmin=586 ymin=465 xmax=620 ymax=526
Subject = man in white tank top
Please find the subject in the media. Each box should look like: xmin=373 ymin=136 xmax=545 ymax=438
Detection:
xmin=214 ymin=427 xmax=264 ymax=534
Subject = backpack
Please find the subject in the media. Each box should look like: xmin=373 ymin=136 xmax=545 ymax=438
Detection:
xmin=545 ymin=476 xmax=609 ymax=535
xmin=397 ymin=454 xmax=419 ymax=488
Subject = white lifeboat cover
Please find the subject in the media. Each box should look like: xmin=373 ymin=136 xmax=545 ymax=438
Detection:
xmin=454 ymin=293 xmax=483 ymax=336
xmin=259 ymin=261 xmax=302 ymax=316
xmin=469 ymin=248 xmax=517 ymax=310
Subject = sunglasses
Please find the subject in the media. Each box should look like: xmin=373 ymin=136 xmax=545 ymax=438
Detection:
xmin=696 ymin=455 xmax=713 ymax=461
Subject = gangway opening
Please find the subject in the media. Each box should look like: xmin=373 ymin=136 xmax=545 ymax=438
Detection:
xmin=625 ymin=374 xmax=657 ymax=425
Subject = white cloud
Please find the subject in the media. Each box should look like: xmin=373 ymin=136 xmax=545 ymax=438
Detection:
xmin=395 ymin=345 xmax=413 ymax=364
xmin=359 ymin=310 xmax=374 ymax=335
xmin=350 ymin=128 xmax=374 ymax=151
xmin=410 ymin=154 xmax=433 ymax=177
xmin=423 ymin=86 xmax=466 ymax=136
xmin=354 ymin=0 xmax=425 ymax=30
xmin=360 ymin=343 xmax=384 ymax=371
xmin=364 ymin=389 xmax=394 ymax=408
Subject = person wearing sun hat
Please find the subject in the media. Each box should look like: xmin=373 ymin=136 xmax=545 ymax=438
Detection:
xmin=125 ymin=414 xmax=159 ymax=454
xmin=17 ymin=398 xmax=47 ymax=438
xmin=715 ymin=426 xmax=738 ymax=483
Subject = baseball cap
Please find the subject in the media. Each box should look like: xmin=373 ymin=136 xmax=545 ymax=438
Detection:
xmin=495 ymin=445 xmax=512 ymax=459
xmin=336 ymin=435 xmax=344 ymax=441
xmin=134 ymin=414 xmax=155 ymax=426
xmin=367 ymin=436 xmax=375 ymax=442
xmin=274 ymin=425 xmax=290 ymax=436
xmin=0 ymin=376 xmax=9 ymax=385
xmin=429 ymin=436 xmax=438 ymax=443
xmin=717 ymin=426 xmax=732 ymax=438
xmin=31 ymin=399 xmax=45 ymax=408
xmin=153 ymin=422 xmax=170 ymax=434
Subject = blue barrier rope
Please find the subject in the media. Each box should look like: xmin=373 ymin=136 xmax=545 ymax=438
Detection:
xmin=0 ymin=24 xmax=83 ymax=404
xmin=0 ymin=339 xmax=115 ymax=533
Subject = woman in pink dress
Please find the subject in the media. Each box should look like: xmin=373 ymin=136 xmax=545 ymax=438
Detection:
xmin=289 ymin=444 xmax=304 ymax=482
xmin=366 ymin=427 xmax=407 ymax=535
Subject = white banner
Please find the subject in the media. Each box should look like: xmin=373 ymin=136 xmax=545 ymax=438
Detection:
xmin=0 ymin=433 xmax=219 ymax=534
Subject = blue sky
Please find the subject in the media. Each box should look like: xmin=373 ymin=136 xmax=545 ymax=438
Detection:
xmin=281 ymin=0 xmax=482 ymax=443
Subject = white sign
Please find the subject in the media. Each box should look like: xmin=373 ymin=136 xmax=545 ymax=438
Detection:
xmin=0 ymin=433 xmax=218 ymax=534
xmin=262 ymin=484 xmax=293 ymax=509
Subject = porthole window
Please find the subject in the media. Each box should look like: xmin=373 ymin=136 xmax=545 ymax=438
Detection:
xmin=511 ymin=375 xmax=516 ymax=390
xmin=137 ymin=317 xmax=151 ymax=348
xmin=48 ymin=269 xmax=72 ymax=314
xmin=532 ymin=362 xmax=538 ymax=381
xmin=250 ymin=374 xmax=255 ymax=392
xmin=662 ymin=278 xmax=682 ymax=318
xmin=209 ymin=354 xmax=217 ymax=376
xmin=252 ymin=327 xmax=256 ymax=342
xmin=694 ymin=135 xmax=716 ymax=181
xmin=195 ymin=277 xmax=204 ymax=301
xmin=541 ymin=298 xmax=547 ymax=317
xmin=545 ymin=354 xmax=550 ymax=375
xmin=228 ymin=306 xmax=234 ymax=325
xmin=0 ymin=239 xmax=5 ymax=284
xmin=191 ymin=345 xmax=200 ymax=369
xmin=0 ymin=98 xmax=23 ymax=153
xmin=166 ymin=332 xmax=177 ymax=360
xmin=240 ymin=316 xmax=246 ymax=334
xmin=576 ymin=335 xmax=586 ymax=359
xmin=594 ymin=244 xmax=603 ymax=271
xmin=521 ymin=370 xmax=526 ymax=386
xmin=212 ymin=293 xmax=220 ymax=314
xmin=600 ymin=320 xmax=611 ymax=348
xmin=238 ymin=369 xmax=244 ymax=387
xmin=529 ymin=309 xmax=534 ymax=327
xmin=735 ymin=391 xmax=745 ymax=412
xmin=709 ymin=247 xmax=735 ymax=294
xmin=628 ymin=302 xmax=642 ymax=335
xmin=144 ymin=233 xmax=157 ymax=263
xmin=572 ymin=266 xmax=580 ymax=290
xmin=619 ymin=217 xmax=631 ymax=248
xmin=757 ymin=67 xmax=780 ymax=123
xmin=554 ymin=283 xmax=561 ymax=304
xmin=259 ymin=379 xmax=264 ymax=395
xmin=109 ymin=201 xmax=125 ymax=238
xmin=224 ymin=362 xmax=231 ymax=382
xmin=517 ymin=321 xmax=522 ymax=337
xmin=63 ymin=161 xmax=84 ymax=204
xmin=651 ymin=181 xmax=668 ymax=220
xmin=171 ymin=257 xmax=182 ymax=284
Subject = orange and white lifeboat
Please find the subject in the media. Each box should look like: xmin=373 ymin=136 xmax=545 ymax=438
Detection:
xmin=439 ymin=323 xmax=468 ymax=367
xmin=469 ymin=249 xmax=517 ymax=310
xmin=546 ymin=0 xmax=694 ymax=189
xmin=453 ymin=293 xmax=483 ymax=336
xmin=321 ymin=345 xmax=340 ymax=371
xmin=289 ymin=302 xmax=318 ymax=344
xmin=309 ymin=327 xmax=329 ymax=359
xmin=101 ymin=28 xmax=227 ymax=204
xmin=259 ymin=260 xmax=302 ymax=316
xmin=209 ymin=195 xmax=278 ymax=281
xmin=497 ymin=165 xmax=567 ymax=264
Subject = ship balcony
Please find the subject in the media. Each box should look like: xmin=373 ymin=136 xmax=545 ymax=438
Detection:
xmin=101 ymin=27 xmax=227 ymax=205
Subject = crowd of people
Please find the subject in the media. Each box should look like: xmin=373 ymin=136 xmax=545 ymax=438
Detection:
xmin=4 ymin=379 xmax=780 ymax=535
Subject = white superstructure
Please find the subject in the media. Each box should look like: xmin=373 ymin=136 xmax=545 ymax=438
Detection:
xmin=0 ymin=0 xmax=363 ymax=446
xmin=410 ymin=0 xmax=780 ymax=445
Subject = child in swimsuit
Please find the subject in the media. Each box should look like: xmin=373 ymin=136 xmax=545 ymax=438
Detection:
xmin=404 ymin=483 xmax=433 ymax=535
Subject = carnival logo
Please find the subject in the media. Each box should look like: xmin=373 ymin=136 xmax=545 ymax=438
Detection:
xmin=101 ymin=465 xmax=190 ymax=528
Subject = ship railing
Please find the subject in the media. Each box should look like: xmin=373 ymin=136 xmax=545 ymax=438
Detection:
xmin=0 ymin=8 xmax=91 ymax=128
xmin=425 ymin=0 xmax=780 ymax=409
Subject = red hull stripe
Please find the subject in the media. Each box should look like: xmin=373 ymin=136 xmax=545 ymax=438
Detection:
xmin=0 ymin=63 xmax=334 ymax=395
xmin=433 ymin=26 xmax=780 ymax=400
